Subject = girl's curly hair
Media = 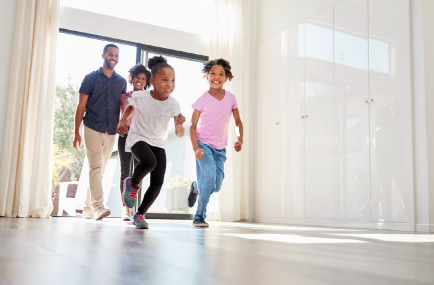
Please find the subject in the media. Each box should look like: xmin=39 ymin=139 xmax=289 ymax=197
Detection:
xmin=128 ymin=63 xmax=151 ymax=90
xmin=202 ymin=58 xmax=233 ymax=81
xmin=148 ymin=55 xmax=174 ymax=77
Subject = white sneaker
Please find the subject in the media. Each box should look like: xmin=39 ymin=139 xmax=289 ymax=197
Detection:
xmin=122 ymin=207 xmax=133 ymax=221
xmin=82 ymin=207 xmax=94 ymax=219
xmin=94 ymin=208 xmax=111 ymax=220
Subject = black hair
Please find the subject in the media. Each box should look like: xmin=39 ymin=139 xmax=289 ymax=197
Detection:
xmin=103 ymin=43 xmax=119 ymax=54
xmin=128 ymin=63 xmax=151 ymax=89
xmin=147 ymin=55 xmax=174 ymax=76
xmin=202 ymin=58 xmax=233 ymax=81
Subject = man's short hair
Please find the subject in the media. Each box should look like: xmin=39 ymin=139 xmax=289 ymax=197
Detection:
xmin=103 ymin=43 xmax=119 ymax=54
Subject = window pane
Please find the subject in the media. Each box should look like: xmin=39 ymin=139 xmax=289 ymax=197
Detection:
xmin=52 ymin=33 xmax=137 ymax=216
xmin=143 ymin=53 xmax=208 ymax=213
xmin=56 ymin=33 xmax=136 ymax=87
xmin=52 ymin=31 xmax=208 ymax=217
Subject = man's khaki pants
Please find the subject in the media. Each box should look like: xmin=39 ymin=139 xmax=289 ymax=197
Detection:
xmin=83 ymin=125 xmax=116 ymax=211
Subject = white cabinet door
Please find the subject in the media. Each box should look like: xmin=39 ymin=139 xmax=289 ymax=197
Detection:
xmin=334 ymin=0 xmax=370 ymax=221
xmin=283 ymin=23 xmax=306 ymax=219
xmin=304 ymin=7 xmax=335 ymax=219
xmin=369 ymin=0 xmax=413 ymax=223
xmin=254 ymin=34 xmax=285 ymax=219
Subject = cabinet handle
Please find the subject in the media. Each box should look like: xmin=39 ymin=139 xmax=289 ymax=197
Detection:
xmin=370 ymin=98 xmax=374 ymax=103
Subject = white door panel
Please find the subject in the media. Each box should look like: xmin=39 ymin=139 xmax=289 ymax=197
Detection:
xmin=334 ymin=0 xmax=370 ymax=221
xmin=304 ymin=7 xmax=335 ymax=219
xmin=369 ymin=0 xmax=413 ymax=223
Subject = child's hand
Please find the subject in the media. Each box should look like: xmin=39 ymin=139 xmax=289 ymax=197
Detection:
xmin=195 ymin=148 xmax=204 ymax=160
xmin=117 ymin=120 xmax=128 ymax=136
xmin=234 ymin=138 xmax=243 ymax=152
xmin=175 ymin=113 xmax=186 ymax=126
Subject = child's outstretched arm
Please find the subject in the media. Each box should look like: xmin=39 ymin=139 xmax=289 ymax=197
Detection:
xmin=117 ymin=105 xmax=134 ymax=136
xmin=190 ymin=109 xmax=204 ymax=160
xmin=233 ymin=108 xmax=244 ymax=152
xmin=174 ymin=113 xmax=185 ymax=137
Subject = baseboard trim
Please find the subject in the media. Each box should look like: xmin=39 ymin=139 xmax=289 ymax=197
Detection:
xmin=145 ymin=213 xmax=194 ymax=220
xmin=415 ymin=223 xmax=434 ymax=233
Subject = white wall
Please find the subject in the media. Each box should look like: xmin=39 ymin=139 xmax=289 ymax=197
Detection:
xmin=59 ymin=7 xmax=209 ymax=56
xmin=253 ymin=0 xmax=423 ymax=231
xmin=0 ymin=1 xmax=17 ymax=162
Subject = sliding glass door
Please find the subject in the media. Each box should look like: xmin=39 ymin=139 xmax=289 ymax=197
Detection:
xmin=52 ymin=31 xmax=207 ymax=218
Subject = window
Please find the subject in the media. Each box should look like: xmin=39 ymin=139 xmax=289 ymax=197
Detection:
xmin=52 ymin=30 xmax=208 ymax=217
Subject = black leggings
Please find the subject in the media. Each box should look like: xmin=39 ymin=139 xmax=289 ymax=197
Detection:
xmin=130 ymin=141 xmax=166 ymax=215
xmin=118 ymin=134 xmax=139 ymax=194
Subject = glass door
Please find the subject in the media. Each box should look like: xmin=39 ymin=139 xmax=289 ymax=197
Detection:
xmin=52 ymin=31 xmax=208 ymax=218
xmin=52 ymin=32 xmax=136 ymax=217
xmin=138 ymin=52 xmax=208 ymax=217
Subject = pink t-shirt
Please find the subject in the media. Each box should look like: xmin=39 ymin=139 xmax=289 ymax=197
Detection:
xmin=120 ymin=90 xmax=135 ymax=126
xmin=192 ymin=90 xmax=238 ymax=150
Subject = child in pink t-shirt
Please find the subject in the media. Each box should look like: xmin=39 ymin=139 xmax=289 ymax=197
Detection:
xmin=189 ymin=58 xmax=244 ymax=227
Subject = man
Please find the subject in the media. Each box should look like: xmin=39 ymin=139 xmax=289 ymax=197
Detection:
xmin=73 ymin=44 xmax=127 ymax=220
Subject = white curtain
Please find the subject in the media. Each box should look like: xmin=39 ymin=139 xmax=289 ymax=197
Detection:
xmin=0 ymin=0 xmax=60 ymax=217
xmin=207 ymin=0 xmax=253 ymax=222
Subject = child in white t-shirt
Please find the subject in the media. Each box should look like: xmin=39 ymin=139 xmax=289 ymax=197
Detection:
xmin=117 ymin=56 xmax=185 ymax=229
xmin=118 ymin=63 xmax=151 ymax=222
xmin=188 ymin=58 xmax=244 ymax=227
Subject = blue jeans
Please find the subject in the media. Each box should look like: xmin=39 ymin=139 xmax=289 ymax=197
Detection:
xmin=194 ymin=141 xmax=227 ymax=220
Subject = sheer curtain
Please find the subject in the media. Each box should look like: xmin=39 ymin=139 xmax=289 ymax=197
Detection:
xmin=0 ymin=0 xmax=60 ymax=217
xmin=207 ymin=0 xmax=253 ymax=222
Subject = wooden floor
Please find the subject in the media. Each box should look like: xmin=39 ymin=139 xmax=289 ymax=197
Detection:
xmin=1 ymin=218 xmax=434 ymax=285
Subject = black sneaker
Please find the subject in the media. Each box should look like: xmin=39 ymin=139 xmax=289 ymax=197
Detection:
xmin=193 ymin=219 xmax=209 ymax=227
xmin=188 ymin=182 xmax=198 ymax=207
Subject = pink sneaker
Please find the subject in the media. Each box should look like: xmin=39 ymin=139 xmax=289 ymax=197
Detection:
xmin=132 ymin=212 xmax=148 ymax=229
xmin=122 ymin=177 xmax=140 ymax=208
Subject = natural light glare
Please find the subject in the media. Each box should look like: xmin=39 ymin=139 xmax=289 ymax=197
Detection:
xmin=55 ymin=33 xmax=136 ymax=87
xmin=332 ymin=234 xmax=434 ymax=243
xmin=217 ymin=222 xmax=364 ymax=232
xmin=224 ymin=234 xmax=367 ymax=244
xmin=61 ymin=0 xmax=213 ymax=36
xmin=302 ymin=23 xmax=389 ymax=74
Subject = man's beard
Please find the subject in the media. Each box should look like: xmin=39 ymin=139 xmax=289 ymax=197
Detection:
xmin=104 ymin=58 xmax=116 ymax=69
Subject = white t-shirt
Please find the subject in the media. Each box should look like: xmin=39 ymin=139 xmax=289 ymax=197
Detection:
xmin=125 ymin=90 xmax=181 ymax=150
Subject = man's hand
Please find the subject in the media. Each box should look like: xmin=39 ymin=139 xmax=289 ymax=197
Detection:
xmin=73 ymin=134 xmax=81 ymax=150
